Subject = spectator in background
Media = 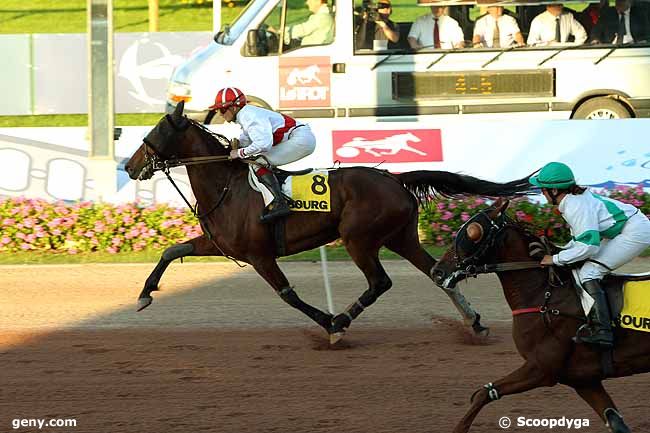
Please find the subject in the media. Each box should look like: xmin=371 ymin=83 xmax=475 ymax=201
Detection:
xmin=355 ymin=0 xmax=401 ymax=50
xmin=472 ymin=6 xmax=525 ymax=48
xmin=285 ymin=0 xmax=334 ymax=46
xmin=579 ymin=0 xmax=609 ymax=36
xmin=590 ymin=0 xmax=650 ymax=43
xmin=408 ymin=6 xmax=465 ymax=49
xmin=527 ymin=3 xmax=588 ymax=45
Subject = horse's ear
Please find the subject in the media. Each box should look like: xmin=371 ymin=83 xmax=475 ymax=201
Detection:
xmin=491 ymin=198 xmax=510 ymax=216
xmin=173 ymin=101 xmax=185 ymax=120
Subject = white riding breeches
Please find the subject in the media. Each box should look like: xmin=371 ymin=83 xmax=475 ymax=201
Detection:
xmin=579 ymin=211 xmax=650 ymax=282
xmin=247 ymin=125 xmax=316 ymax=207
xmin=253 ymin=125 xmax=316 ymax=167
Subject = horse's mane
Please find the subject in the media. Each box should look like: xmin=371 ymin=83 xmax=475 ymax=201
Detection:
xmin=186 ymin=118 xmax=232 ymax=154
xmin=497 ymin=212 xmax=562 ymax=258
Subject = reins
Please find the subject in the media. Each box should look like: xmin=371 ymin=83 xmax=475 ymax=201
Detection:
xmin=450 ymin=214 xmax=585 ymax=325
xmin=152 ymin=154 xmax=232 ymax=171
xmin=142 ymin=126 xmax=246 ymax=267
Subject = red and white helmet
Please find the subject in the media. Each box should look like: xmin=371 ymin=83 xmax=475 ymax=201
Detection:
xmin=209 ymin=87 xmax=247 ymax=111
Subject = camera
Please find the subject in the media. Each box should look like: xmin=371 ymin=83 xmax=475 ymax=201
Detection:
xmin=356 ymin=0 xmax=389 ymax=22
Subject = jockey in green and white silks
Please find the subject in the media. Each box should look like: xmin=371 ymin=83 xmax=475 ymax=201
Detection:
xmin=530 ymin=162 xmax=650 ymax=349
xmin=552 ymin=188 xmax=649 ymax=279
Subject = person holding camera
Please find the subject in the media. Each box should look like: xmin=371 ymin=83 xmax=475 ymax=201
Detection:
xmin=355 ymin=0 xmax=400 ymax=50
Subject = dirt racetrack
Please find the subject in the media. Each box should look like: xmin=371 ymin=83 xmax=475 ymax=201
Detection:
xmin=1 ymin=259 xmax=649 ymax=433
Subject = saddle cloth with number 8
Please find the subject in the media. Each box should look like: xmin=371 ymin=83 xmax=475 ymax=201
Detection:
xmin=282 ymin=171 xmax=331 ymax=212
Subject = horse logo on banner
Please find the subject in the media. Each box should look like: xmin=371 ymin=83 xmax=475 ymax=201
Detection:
xmin=332 ymin=129 xmax=443 ymax=163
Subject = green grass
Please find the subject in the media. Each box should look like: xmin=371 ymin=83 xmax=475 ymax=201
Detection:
xmin=0 ymin=0 xmax=246 ymax=34
xmin=0 ymin=245 xmax=447 ymax=265
xmin=0 ymin=113 xmax=166 ymax=128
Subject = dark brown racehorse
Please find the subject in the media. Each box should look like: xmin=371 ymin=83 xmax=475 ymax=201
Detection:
xmin=432 ymin=198 xmax=650 ymax=433
xmin=124 ymin=102 xmax=533 ymax=344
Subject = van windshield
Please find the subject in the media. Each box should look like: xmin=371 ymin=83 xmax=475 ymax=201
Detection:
xmin=218 ymin=0 xmax=275 ymax=45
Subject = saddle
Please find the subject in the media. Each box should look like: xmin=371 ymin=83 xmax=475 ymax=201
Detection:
xmin=530 ymin=238 xmax=650 ymax=334
xmin=570 ymin=270 xmax=650 ymax=333
xmin=274 ymin=167 xmax=313 ymax=185
xmin=248 ymin=167 xmax=314 ymax=258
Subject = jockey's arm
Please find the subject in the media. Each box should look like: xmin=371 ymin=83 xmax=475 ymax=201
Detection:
xmin=552 ymin=201 xmax=601 ymax=266
xmin=236 ymin=116 xmax=274 ymax=159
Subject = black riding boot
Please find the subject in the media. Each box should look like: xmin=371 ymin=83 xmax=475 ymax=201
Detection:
xmin=575 ymin=279 xmax=614 ymax=349
xmin=257 ymin=171 xmax=290 ymax=223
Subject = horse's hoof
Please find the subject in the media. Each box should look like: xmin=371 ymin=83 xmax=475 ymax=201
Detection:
xmin=473 ymin=324 xmax=490 ymax=337
xmin=136 ymin=297 xmax=153 ymax=312
xmin=329 ymin=331 xmax=345 ymax=345
xmin=471 ymin=313 xmax=489 ymax=337
xmin=605 ymin=408 xmax=631 ymax=433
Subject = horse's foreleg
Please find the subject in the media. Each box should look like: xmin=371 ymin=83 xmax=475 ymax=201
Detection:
xmin=385 ymin=228 xmax=488 ymax=336
xmin=441 ymin=285 xmax=487 ymax=333
xmin=252 ymin=259 xmax=333 ymax=333
xmin=572 ymin=382 xmax=630 ymax=433
xmin=136 ymin=236 xmax=218 ymax=311
xmin=454 ymin=362 xmax=554 ymax=433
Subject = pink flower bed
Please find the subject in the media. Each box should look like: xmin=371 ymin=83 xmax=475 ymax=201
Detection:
xmin=1 ymin=185 xmax=648 ymax=253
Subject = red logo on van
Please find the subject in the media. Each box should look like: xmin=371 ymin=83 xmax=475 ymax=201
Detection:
xmin=332 ymin=130 xmax=443 ymax=163
xmin=279 ymin=57 xmax=331 ymax=108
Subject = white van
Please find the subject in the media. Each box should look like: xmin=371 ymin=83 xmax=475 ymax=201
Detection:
xmin=166 ymin=0 xmax=650 ymax=121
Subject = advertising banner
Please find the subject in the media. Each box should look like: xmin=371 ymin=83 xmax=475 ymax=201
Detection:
xmin=1 ymin=119 xmax=649 ymax=204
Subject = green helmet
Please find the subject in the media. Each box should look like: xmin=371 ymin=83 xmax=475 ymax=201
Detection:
xmin=529 ymin=162 xmax=576 ymax=189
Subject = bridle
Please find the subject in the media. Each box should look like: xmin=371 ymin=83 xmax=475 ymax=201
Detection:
xmin=440 ymin=206 xmax=582 ymax=323
xmin=442 ymin=208 xmax=543 ymax=286
xmin=140 ymin=115 xmax=232 ymax=176
xmin=139 ymin=114 xmax=246 ymax=266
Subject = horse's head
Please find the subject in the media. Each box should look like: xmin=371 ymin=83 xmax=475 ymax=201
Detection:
xmin=432 ymin=198 xmax=530 ymax=289
xmin=124 ymin=102 xmax=191 ymax=180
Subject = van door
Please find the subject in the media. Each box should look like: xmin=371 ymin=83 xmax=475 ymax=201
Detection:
xmin=277 ymin=0 xmax=341 ymax=117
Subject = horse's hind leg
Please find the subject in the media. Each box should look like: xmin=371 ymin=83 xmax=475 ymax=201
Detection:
xmin=252 ymin=258 xmax=333 ymax=333
xmin=136 ymin=235 xmax=217 ymax=311
xmin=384 ymin=221 xmax=487 ymax=335
xmin=330 ymin=241 xmax=391 ymax=343
xmin=572 ymin=382 xmax=631 ymax=433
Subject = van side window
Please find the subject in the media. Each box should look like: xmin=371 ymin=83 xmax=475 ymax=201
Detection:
xmin=243 ymin=1 xmax=282 ymax=57
xmin=353 ymin=0 xmax=405 ymax=51
xmin=283 ymin=0 xmax=335 ymax=52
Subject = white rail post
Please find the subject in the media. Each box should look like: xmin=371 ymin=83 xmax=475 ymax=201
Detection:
xmin=319 ymin=246 xmax=335 ymax=314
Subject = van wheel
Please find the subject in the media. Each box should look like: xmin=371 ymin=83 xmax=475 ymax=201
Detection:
xmin=573 ymin=97 xmax=632 ymax=119
xmin=205 ymin=96 xmax=273 ymax=124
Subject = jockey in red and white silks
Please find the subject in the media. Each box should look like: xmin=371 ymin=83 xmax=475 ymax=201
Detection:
xmin=231 ymin=104 xmax=316 ymax=166
xmin=209 ymin=87 xmax=316 ymax=222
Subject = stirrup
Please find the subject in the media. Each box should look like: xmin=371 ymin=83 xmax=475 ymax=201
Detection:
xmin=260 ymin=203 xmax=291 ymax=223
xmin=573 ymin=324 xmax=613 ymax=348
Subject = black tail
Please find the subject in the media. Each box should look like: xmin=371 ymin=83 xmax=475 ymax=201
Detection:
xmin=396 ymin=170 xmax=534 ymax=207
